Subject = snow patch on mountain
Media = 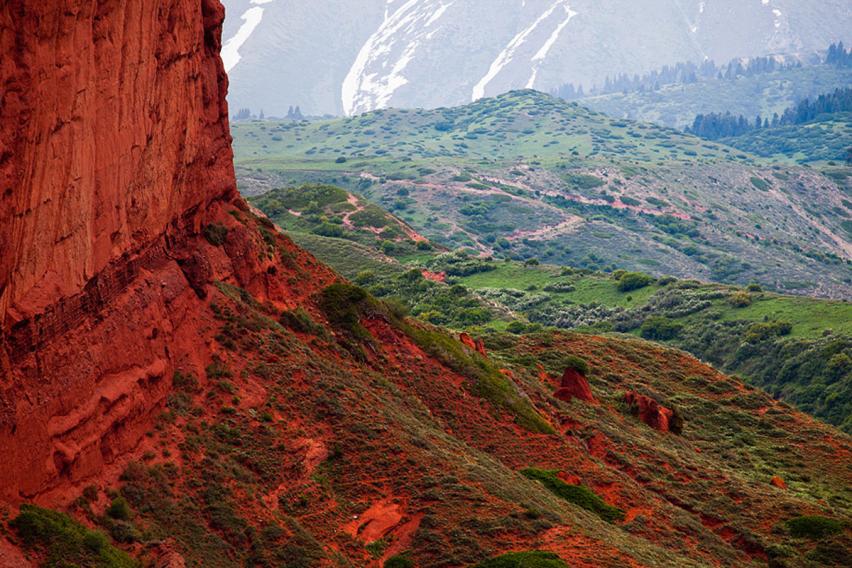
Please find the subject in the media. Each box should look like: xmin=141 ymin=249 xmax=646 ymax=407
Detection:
xmin=527 ymin=4 xmax=577 ymax=88
xmin=474 ymin=1 xmax=576 ymax=100
xmin=342 ymin=0 xmax=454 ymax=116
xmin=222 ymin=0 xmax=275 ymax=73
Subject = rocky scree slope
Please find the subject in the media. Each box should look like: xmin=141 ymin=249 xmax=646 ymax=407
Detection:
xmin=0 ymin=1 xmax=850 ymax=567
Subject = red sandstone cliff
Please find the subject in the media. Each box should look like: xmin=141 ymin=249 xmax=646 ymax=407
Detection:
xmin=0 ymin=0 xmax=253 ymax=501
xmin=0 ymin=0 xmax=234 ymax=323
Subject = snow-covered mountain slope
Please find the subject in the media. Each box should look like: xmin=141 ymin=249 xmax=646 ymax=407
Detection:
xmin=221 ymin=0 xmax=852 ymax=117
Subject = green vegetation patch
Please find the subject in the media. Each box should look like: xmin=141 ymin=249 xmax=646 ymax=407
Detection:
xmin=617 ymin=272 xmax=654 ymax=292
xmin=521 ymin=468 xmax=625 ymax=523
xmin=473 ymin=550 xmax=568 ymax=568
xmin=384 ymin=554 xmax=415 ymax=568
xmin=785 ymin=516 xmax=844 ymax=539
xmin=11 ymin=504 xmax=139 ymax=568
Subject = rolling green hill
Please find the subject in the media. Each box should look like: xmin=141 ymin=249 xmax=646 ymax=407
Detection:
xmin=234 ymin=90 xmax=852 ymax=298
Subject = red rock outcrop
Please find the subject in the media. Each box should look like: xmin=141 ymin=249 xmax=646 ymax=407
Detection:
xmin=553 ymin=367 xmax=596 ymax=403
xmin=624 ymin=392 xmax=676 ymax=432
xmin=459 ymin=332 xmax=487 ymax=357
xmin=770 ymin=475 xmax=787 ymax=489
xmin=0 ymin=0 xmax=341 ymax=503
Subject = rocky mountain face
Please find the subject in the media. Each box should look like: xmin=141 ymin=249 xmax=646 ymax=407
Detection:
xmin=221 ymin=0 xmax=852 ymax=117
xmin=1 ymin=1 xmax=850 ymax=567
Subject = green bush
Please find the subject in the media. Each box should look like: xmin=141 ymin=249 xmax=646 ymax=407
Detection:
xmin=107 ymin=497 xmax=132 ymax=521
xmin=786 ymin=516 xmax=843 ymax=539
xmin=617 ymin=272 xmax=653 ymax=292
xmin=750 ymin=177 xmax=771 ymax=191
xmin=562 ymin=355 xmax=589 ymax=376
xmin=727 ymin=291 xmax=752 ymax=307
xmin=11 ymin=504 xmax=139 ymax=568
xmin=384 ymin=554 xmax=415 ymax=568
xmin=313 ymin=223 xmax=345 ymax=238
xmin=564 ymin=173 xmax=604 ymax=190
xmin=521 ymin=468 xmax=625 ymax=523
xmin=640 ymin=317 xmax=683 ymax=341
xmin=203 ymin=223 xmax=229 ymax=246
xmin=280 ymin=307 xmax=324 ymax=335
xmin=474 ymin=550 xmax=567 ymax=567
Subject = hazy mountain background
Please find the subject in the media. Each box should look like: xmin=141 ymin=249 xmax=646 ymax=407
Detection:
xmin=221 ymin=0 xmax=852 ymax=117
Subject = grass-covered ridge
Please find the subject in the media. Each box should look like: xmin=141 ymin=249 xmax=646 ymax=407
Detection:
xmin=521 ymin=468 xmax=625 ymax=524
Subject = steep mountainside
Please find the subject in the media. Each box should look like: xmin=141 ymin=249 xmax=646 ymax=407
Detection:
xmin=233 ymin=91 xmax=852 ymax=298
xmin=220 ymin=0 xmax=852 ymax=116
xmin=1 ymin=2 xmax=851 ymax=568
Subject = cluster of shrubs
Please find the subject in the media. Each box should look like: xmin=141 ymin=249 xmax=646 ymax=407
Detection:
xmin=615 ymin=271 xmax=654 ymax=292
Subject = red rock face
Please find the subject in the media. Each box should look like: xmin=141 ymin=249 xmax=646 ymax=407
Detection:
xmin=624 ymin=391 xmax=675 ymax=432
xmin=0 ymin=0 xmax=235 ymax=324
xmin=0 ymin=0 xmax=265 ymax=502
xmin=553 ymin=367 xmax=596 ymax=403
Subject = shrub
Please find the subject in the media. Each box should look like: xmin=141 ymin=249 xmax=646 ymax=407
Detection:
xmin=203 ymin=223 xmax=229 ymax=246
xmin=617 ymin=272 xmax=653 ymax=292
xmin=11 ymin=504 xmax=139 ymax=568
xmin=750 ymin=177 xmax=771 ymax=191
xmin=474 ymin=550 xmax=568 ymax=567
xmin=280 ymin=307 xmax=323 ymax=335
xmin=746 ymin=283 xmax=763 ymax=292
xmin=384 ymin=554 xmax=415 ymax=568
xmin=318 ymin=283 xmax=371 ymax=336
xmin=640 ymin=317 xmax=683 ymax=341
xmin=365 ymin=539 xmax=389 ymax=559
xmin=313 ymin=223 xmax=345 ymax=238
xmin=172 ymin=370 xmax=200 ymax=393
xmin=107 ymin=497 xmax=132 ymax=521
xmin=786 ymin=516 xmax=843 ymax=539
xmin=335 ymin=156 xmax=347 ymax=163
xmin=562 ymin=355 xmax=589 ymax=376
xmin=521 ymin=468 xmax=625 ymax=523
xmin=565 ymin=173 xmax=604 ymax=190
xmin=727 ymin=291 xmax=752 ymax=307
xmin=507 ymin=321 xmax=527 ymax=334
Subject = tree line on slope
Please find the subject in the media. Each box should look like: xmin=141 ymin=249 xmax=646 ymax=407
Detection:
xmin=553 ymin=42 xmax=851 ymax=101
xmin=686 ymin=87 xmax=852 ymax=140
